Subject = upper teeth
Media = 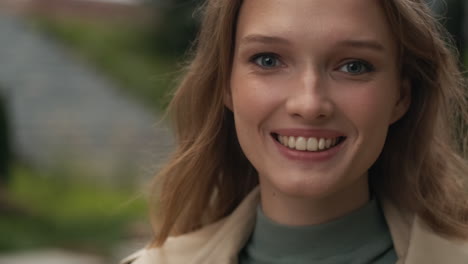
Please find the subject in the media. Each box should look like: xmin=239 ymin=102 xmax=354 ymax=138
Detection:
xmin=278 ymin=135 xmax=340 ymax=152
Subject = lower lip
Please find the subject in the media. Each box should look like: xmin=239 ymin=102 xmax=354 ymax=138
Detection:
xmin=272 ymin=136 xmax=345 ymax=162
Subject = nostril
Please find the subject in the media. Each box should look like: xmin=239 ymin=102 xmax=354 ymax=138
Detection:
xmin=317 ymin=113 xmax=327 ymax=119
xmin=285 ymin=97 xmax=334 ymax=121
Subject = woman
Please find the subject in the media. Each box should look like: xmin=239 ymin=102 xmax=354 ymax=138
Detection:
xmin=123 ymin=0 xmax=468 ymax=263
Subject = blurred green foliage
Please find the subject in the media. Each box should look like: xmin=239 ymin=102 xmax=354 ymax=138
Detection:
xmin=0 ymin=164 xmax=147 ymax=255
xmin=30 ymin=16 xmax=179 ymax=111
xmin=150 ymin=0 xmax=202 ymax=56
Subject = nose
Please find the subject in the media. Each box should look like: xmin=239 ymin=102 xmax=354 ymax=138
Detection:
xmin=285 ymin=70 xmax=334 ymax=121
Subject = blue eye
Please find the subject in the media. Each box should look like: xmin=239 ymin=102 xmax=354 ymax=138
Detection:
xmin=252 ymin=54 xmax=281 ymax=68
xmin=339 ymin=61 xmax=374 ymax=75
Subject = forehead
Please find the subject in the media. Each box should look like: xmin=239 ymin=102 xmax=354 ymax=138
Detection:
xmin=235 ymin=0 xmax=396 ymax=52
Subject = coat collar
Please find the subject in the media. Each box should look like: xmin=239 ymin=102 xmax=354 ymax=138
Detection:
xmin=123 ymin=187 xmax=468 ymax=264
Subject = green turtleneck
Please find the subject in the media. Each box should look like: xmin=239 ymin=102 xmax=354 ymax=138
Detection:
xmin=238 ymin=199 xmax=397 ymax=264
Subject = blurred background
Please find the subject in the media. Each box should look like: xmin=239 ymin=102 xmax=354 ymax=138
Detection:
xmin=0 ymin=0 xmax=465 ymax=263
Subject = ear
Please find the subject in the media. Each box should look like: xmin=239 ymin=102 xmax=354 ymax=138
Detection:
xmin=390 ymin=78 xmax=411 ymax=124
xmin=224 ymin=85 xmax=234 ymax=111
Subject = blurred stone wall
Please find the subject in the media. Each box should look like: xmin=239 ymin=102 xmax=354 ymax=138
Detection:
xmin=1 ymin=0 xmax=154 ymax=23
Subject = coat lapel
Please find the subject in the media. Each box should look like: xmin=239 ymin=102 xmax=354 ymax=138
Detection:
xmin=381 ymin=198 xmax=413 ymax=262
xmin=404 ymin=217 xmax=468 ymax=264
xmin=188 ymin=188 xmax=259 ymax=264
xmin=383 ymin=199 xmax=468 ymax=264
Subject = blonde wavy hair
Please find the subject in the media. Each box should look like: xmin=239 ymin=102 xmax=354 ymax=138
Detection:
xmin=150 ymin=0 xmax=468 ymax=246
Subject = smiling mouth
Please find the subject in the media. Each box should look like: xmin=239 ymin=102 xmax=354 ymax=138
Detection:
xmin=272 ymin=133 xmax=346 ymax=152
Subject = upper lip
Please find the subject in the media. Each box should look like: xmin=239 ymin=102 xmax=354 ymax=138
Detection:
xmin=271 ymin=128 xmax=346 ymax=138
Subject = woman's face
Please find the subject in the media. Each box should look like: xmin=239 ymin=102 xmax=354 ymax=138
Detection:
xmin=228 ymin=0 xmax=409 ymax=202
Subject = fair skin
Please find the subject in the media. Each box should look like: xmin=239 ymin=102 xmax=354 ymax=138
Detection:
xmin=226 ymin=0 xmax=410 ymax=226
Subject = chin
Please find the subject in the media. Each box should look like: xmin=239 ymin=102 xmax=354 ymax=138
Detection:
xmin=265 ymin=170 xmax=345 ymax=199
xmin=262 ymin=164 xmax=369 ymax=201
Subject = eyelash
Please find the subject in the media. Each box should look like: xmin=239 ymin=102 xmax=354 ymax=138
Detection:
xmin=338 ymin=60 xmax=375 ymax=75
xmin=250 ymin=53 xmax=282 ymax=69
xmin=249 ymin=53 xmax=375 ymax=75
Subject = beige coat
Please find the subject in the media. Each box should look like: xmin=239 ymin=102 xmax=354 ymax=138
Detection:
xmin=122 ymin=188 xmax=468 ymax=264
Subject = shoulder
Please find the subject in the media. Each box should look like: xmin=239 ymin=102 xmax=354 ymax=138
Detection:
xmin=406 ymin=217 xmax=468 ymax=263
xmin=382 ymin=199 xmax=468 ymax=263
xmin=119 ymin=187 xmax=261 ymax=264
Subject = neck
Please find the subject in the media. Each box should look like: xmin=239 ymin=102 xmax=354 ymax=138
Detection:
xmin=259 ymin=176 xmax=370 ymax=226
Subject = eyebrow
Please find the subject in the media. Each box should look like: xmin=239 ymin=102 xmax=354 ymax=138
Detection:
xmin=240 ymin=34 xmax=291 ymax=45
xmin=337 ymin=39 xmax=385 ymax=52
xmin=240 ymin=34 xmax=385 ymax=52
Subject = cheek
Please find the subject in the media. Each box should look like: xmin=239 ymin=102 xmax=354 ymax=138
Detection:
xmin=338 ymin=82 xmax=398 ymax=129
xmin=337 ymin=84 xmax=398 ymax=173
xmin=230 ymin=71 xmax=283 ymax=127
xmin=230 ymin=74 xmax=263 ymax=147
xmin=229 ymin=69 xmax=285 ymax=168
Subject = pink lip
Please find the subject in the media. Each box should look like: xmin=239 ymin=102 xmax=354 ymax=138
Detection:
xmin=271 ymin=129 xmax=346 ymax=162
xmin=272 ymin=128 xmax=345 ymax=138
